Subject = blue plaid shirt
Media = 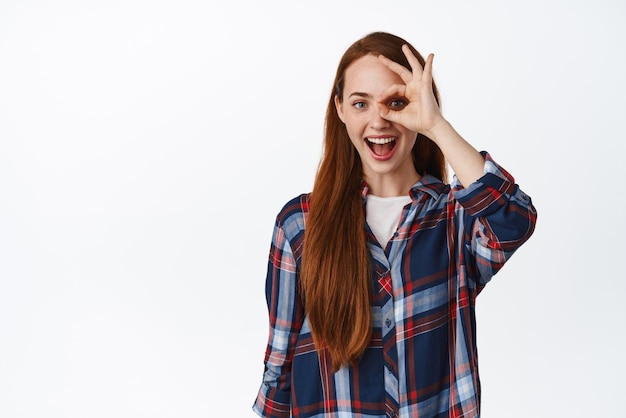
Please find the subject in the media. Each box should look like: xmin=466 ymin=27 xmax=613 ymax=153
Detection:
xmin=253 ymin=153 xmax=537 ymax=418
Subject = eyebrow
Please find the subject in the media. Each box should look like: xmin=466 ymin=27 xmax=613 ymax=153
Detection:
xmin=347 ymin=92 xmax=372 ymax=99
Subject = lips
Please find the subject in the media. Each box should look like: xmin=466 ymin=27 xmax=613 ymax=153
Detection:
xmin=366 ymin=136 xmax=397 ymax=157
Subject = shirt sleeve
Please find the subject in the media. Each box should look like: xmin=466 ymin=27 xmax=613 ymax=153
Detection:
xmin=451 ymin=152 xmax=537 ymax=285
xmin=252 ymin=212 xmax=304 ymax=417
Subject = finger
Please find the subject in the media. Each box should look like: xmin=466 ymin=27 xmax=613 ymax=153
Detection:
xmin=378 ymin=84 xmax=407 ymax=105
xmin=377 ymin=101 xmax=401 ymax=124
xmin=422 ymin=53 xmax=434 ymax=82
xmin=378 ymin=54 xmax=413 ymax=84
xmin=402 ymin=44 xmax=424 ymax=78
xmin=377 ymin=84 xmax=407 ymax=124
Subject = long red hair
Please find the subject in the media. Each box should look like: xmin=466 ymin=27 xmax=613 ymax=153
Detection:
xmin=301 ymin=32 xmax=447 ymax=371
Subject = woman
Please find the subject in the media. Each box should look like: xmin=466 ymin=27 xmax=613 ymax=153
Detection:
xmin=253 ymin=31 xmax=537 ymax=418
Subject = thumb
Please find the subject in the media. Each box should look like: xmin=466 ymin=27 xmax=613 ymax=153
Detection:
xmin=377 ymin=102 xmax=400 ymax=124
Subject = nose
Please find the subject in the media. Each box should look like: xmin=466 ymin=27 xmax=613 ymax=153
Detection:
xmin=369 ymin=109 xmax=390 ymax=130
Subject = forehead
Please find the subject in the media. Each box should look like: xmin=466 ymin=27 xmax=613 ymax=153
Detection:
xmin=342 ymin=54 xmax=404 ymax=95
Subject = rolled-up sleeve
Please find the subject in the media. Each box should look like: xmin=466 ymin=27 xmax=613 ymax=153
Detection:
xmin=452 ymin=152 xmax=538 ymax=285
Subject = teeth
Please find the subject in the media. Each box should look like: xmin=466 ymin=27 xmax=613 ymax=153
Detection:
xmin=367 ymin=137 xmax=396 ymax=144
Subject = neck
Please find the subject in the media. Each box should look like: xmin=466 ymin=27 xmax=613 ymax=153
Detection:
xmin=364 ymin=167 xmax=421 ymax=197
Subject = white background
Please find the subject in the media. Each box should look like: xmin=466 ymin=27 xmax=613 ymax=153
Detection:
xmin=1 ymin=1 xmax=624 ymax=417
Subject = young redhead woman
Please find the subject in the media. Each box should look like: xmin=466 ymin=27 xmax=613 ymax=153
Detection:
xmin=253 ymin=32 xmax=537 ymax=418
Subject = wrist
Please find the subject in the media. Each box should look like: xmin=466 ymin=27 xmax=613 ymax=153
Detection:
xmin=423 ymin=117 xmax=451 ymax=143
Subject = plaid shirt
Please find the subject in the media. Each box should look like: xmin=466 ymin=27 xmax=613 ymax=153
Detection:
xmin=253 ymin=153 xmax=537 ymax=418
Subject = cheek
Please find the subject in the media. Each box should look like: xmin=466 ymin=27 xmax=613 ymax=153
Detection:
xmin=344 ymin=114 xmax=367 ymax=134
xmin=346 ymin=130 xmax=362 ymax=148
xmin=401 ymin=128 xmax=418 ymax=145
xmin=344 ymin=124 xmax=366 ymax=150
xmin=341 ymin=117 xmax=357 ymax=136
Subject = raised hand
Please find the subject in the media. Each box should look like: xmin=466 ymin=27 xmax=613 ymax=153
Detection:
xmin=380 ymin=44 xmax=485 ymax=186
xmin=377 ymin=45 xmax=446 ymax=139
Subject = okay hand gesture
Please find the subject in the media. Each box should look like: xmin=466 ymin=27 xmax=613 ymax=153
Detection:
xmin=378 ymin=45 xmax=446 ymax=140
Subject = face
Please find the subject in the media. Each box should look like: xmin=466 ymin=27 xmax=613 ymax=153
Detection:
xmin=335 ymin=54 xmax=418 ymax=185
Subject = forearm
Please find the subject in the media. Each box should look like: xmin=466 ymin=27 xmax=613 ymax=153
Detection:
xmin=426 ymin=119 xmax=484 ymax=188
xmin=453 ymin=152 xmax=538 ymax=283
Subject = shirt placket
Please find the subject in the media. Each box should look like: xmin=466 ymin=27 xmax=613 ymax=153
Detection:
xmin=367 ymin=189 xmax=412 ymax=418
xmin=376 ymin=264 xmax=399 ymax=418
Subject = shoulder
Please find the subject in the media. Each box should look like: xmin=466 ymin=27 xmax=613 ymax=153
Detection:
xmin=410 ymin=175 xmax=454 ymax=206
xmin=275 ymin=193 xmax=311 ymax=231
xmin=273 ymin=194 xmax=310 ymax=259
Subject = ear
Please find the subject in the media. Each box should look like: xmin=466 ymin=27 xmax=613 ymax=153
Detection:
xmin=334 ymin=95 xmax=346 ymax=124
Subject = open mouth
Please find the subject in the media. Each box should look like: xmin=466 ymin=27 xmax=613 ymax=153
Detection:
xmin=367 ymin=136 xmax=397 ymax=156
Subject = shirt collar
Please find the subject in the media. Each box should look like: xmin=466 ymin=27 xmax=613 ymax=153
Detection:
xmin=360 ymin=174 xmax=447 ymax=202
xmin=409 ymin=174 xmax=448 ymax=200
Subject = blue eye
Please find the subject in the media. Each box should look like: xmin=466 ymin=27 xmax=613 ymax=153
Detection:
xmin=353 ymin=101 xmax=366 ymax=109
xmin=389 ymin=99 xmax=406 ymax=109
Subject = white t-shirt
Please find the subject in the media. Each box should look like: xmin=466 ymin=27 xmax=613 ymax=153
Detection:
xmin=365 ymin=194 xmax=412 ymax=248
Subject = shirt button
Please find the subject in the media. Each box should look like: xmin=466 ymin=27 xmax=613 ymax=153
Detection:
xmin=385 ymin=318 xmax=392 ymax=328
xmin=519 ymin=191 xmax=530 ymax=203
